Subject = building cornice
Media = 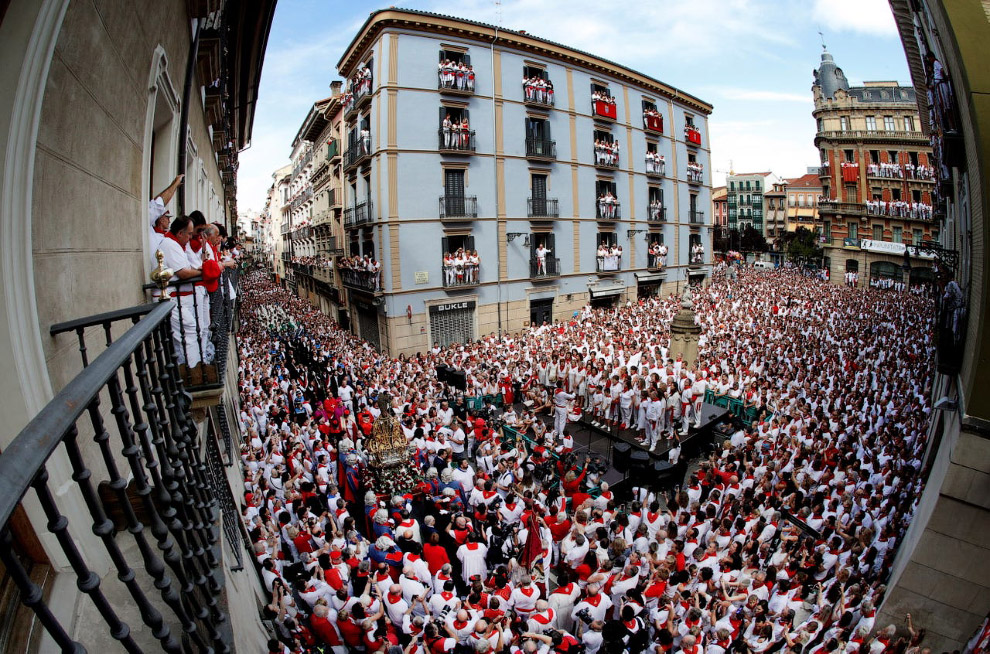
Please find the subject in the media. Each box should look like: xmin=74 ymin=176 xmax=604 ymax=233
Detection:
xmin=336 ymin=9 xmax=713 ymax=115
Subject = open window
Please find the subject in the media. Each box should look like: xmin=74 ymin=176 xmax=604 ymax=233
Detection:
xmin=530 ymin=232 xmax=558 ymax=278
xmin=441 ymin=233 xmax=479 ymax=287
xmin=591 ymin=82 xmax=616 ymax=120
xmin=595 ymin=180 xmax=619 ymax=220
xmin=596 ymin=232 xmax=620 ymax=272
xmin=438 ymin=49 xmax=474 ymax=93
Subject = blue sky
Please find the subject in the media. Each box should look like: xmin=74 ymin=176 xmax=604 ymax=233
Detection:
xmin=238 ymin=0 xmax=912 ymax=212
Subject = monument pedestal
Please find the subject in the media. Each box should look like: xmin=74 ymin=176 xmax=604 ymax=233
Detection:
xmin=668 ymin=286 xmax=701 ymax=367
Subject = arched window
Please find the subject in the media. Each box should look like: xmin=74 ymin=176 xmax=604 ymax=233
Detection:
xmin=143 ymin=47 xmax=180 ymax=262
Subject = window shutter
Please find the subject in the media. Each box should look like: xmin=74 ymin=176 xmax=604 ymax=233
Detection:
xmin=463 ymin=53 xmax=471 ymax=66
xmin=439 ymin=50 xmax=445 ymax=63
xmin=442 ymin=236 xmax=450 ymax=255
xmin=463 ymin=108 xmax=470 ymax=122
xmin=466 ymin=235 xmax=475 ymax=251
xmin=439 ymin=106 xmax=447 ymax=126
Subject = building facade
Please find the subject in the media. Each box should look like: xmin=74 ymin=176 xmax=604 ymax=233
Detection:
xmin=880 ymin=1 xmax=990 ymax=650
xmin=269 ymin=163 xmax=292 ymax=283
xmin=764 ymin=181 xmax=787 ymax=241
xmin=812 ymin=49 xmax=937 ymax=287
xmin=711 ymin=185 xmax=727 ymax=228
xmin=784 ymin=172 xmax=822 ymax=233
xmin=332 ymin=9 xmax=713 ymax=355
xmin=726 ymin=171 xmax=780 ymax=237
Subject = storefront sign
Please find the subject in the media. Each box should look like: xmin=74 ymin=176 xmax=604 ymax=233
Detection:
xmin=429 ymin=300 xmax=476 ymax=314
xmin=860 ymin=239 xmax=935 ymax=259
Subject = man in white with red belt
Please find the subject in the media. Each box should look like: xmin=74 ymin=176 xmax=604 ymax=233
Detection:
xmin=156 ymin=214 xmax=206 ymax=367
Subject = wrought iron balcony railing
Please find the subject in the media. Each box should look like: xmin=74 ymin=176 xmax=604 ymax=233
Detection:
xmin=527 ymin=197 xmax=559 ymax=219
xmin=344 ymin=200 xmax=374 ymax=228
xmin=438 ymin=128 xmax=476 ymax=153
xmin=530 ymin=256 xmax=560 ymax=279
xmin=339 ymin=267 xmax=380 ymax=292
xmin=439 ymin=195 xmax=478 ymax=220
xmin=1 ymin=296 xmax=244 ymax=652
xmin=525 ymin=137 xmax=556 ymax=160
xmin=441 ymin=263 xmax=480 ymax=288
xmin=595 ymin=200 xmax=621 ymax=221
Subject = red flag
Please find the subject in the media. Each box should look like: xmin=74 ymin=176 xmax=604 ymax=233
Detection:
xmin=520 ymin=511 xmax=542 ymax=570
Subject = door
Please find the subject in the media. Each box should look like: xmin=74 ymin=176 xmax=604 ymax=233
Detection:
xmin=531 ymin=174 xmax=547 ymax=216
xmin=445 ymin=169 xmax=465 ymax=216
xmin=530 ymin=298 xmax=553 ymax=327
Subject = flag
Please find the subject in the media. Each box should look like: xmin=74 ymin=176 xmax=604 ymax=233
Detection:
xmin=520 ymin=511 xmax=542 ymax=570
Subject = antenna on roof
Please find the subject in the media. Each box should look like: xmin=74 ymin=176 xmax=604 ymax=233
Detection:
xmin=495 ymin=0 xmax=502 ymax=28
xmin=818 ymin=29 xmax=826 ymax=51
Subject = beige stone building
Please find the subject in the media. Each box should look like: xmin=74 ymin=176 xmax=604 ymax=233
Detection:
xmin=812 ymin=49 xmax=938 ymax=286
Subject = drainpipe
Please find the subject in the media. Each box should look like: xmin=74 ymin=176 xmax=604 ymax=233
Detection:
xmin=176 ymin=17 xmax=205 ymax=216
xmin=491 ymin=26 xmax=501 ymax=337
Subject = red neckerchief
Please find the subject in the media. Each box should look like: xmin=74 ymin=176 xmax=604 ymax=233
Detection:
xmin=165 ymin=232 xmax=183 ymax=245
xmin=189 ymin=235 xmax=203 ymax=252
xmin=153 ymin=225 xmax=168 ymax=235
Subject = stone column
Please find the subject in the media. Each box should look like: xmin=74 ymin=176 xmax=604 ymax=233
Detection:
xmin=668 ymin=285 xmax=702 ymax=367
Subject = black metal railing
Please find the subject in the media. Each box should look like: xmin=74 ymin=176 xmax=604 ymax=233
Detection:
xmin=528 ymin=197 xmax=559 ymax=219
xmin=530 ymin=256 xmax=560 ymax=279
xmin=441 ymin=263 xmax=480 ymax=288
xmin=344 ymin=136 xmax=372 ymax=170
xmin=525 ymin=137 xmax=556 ymax=160
xmin=645 ymin=157 xmax=665 ymax=177
xmin=3 ymin=301 xmax=231 ymax=652
xmin=339 ymin=267 xmax=379 ymax=292
xmin=596 ymin=254 xmax=622 ymax=273
xmin=596 ymin=200 xmax=621 ymax=221
xmin=522 ymin=82 xmax=554 ymax=106
xmin=690 ymin=210 xmax=706 ymax=224
xmin=439 ymin=195 xmax=478 ymax=220
xmin=438 ymin=128 xmax=476 ymax=152
xmin=648 ymin=252 xmax=667 ymax=269
xmin=344 ymin=200 xmax=374 ymax=228
xmin=647 ymin=205 xmax=666 ymax=222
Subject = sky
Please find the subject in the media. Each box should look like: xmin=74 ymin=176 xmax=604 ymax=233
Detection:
xmin=237 ymin=0 xmax=912 ymax=213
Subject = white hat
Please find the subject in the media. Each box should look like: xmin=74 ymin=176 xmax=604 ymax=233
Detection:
xmin=149 ymin=197 xmax=169 ymax=226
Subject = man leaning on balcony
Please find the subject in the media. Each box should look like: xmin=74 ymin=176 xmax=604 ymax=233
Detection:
xmin=157 ymin=214 xmax=218 ymax=370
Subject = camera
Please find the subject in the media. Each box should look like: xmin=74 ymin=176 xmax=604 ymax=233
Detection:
xmin=575 ymin=607 xmax=594 ymax=625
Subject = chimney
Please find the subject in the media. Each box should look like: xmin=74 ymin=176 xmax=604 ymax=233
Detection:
xmin=330 ymin=80 xmax=343 ymax=97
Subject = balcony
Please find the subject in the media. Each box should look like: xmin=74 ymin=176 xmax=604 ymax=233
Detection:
xmin=339 ymin=267 xmax=380 ymax=292
xmin=523 ymin=81 xmax=554 ymax=107
xmin=647 ymin=205 xmax=666 ymax=222
xmin=592 ymin=96 xmax=617 ymax=121
xmin=344 ymin=199 xmax=374 ymax=228
xmin=645 ymin=155 xmax=665 ymax=177
xmin=596 ymin=249 xmax=622 ymax=273
xmin=815 ymin=129 xmax=927 ymax=143
xmin=530 ymin=256 xmax=560 ymax=280
xmin=528 ymin=197 xmax=559 ymax=219
xmin=525 ymin=137 xmax=556 ymax=161
xmin=328 ymin=140 xmax=341 ymax=164
xmin=439 ymin=195 xmax=478 ymax=221
xmin=644 ymin=112 xmax=664 ymax=134
xmin=441 ymin=261 xmax=480 ymax=289
xmin=594 ymin=142 xmax=619 ymax=170
xmin=687 ymin=165 xmax=704 ymax=184
xmin=438 ymin=128 xmax=476 ymax=153
xmin=596 ymin=199 xmax=621 ymax=221
xmin=840 ymin=163 xmax=859 ymax=183
xmin=685 ymin=125 xmax=702 ymax=146
xmin=329 ymin=187 xmax=342 ymax=210
xmin=865 ymin=201 xmax=933 ymax=220
xmin=818 ymin=200 xmax=864 ymax=216
xmin=648 ymin=250 xmax=667 ymax=270
xmin=690 ymin=210 xmax=706 ymax=224
xmin=438 ymin=70 xmax=475 ymax=96
xmin=344 ymin=136 xmax=372 ymax=171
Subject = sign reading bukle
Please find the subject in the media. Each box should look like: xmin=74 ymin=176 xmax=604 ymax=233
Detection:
xmin=430 ymin=300 xmax=476 ymax=314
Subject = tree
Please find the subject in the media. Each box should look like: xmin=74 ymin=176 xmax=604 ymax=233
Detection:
xmin=740 ymin=225 xmax=768 ymax=253
xmin=786 ymin=227 xmax=824 ymax=263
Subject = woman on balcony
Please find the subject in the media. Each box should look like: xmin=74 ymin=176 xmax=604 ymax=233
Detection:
xmin=468 ymin=250 xmax=480 ymax=284
xmin=442 ymin=114 xmax=453 ymax=149
xmin=443 ymin=251 xmax=455 ymax=286
xmin=459 ymin=117 xmax=470 ymax=148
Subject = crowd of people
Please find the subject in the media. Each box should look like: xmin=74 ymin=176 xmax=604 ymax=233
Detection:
xmin=443 ymin=249 xmax=482 ymax=287
xmin=646 ymin=152 xmax=666 ymax=176
xmin=338 ymin=255 xmax=382 ymax=291
xmin=523 ymin=76 xmax=554 ymax=105
xmin=690 ymin=243 xmax=705 ymax=265
xmin=596 ymin=191 xmax=619 ymax=220
xmin=439 ymin=59 xmax=476 ymax=92
xmin=442 ymin=115 xmax=473 ymax=150
xmin=594 ymin=139 xmax=620 ymax=167
xmin=235 ymin=264 xmax=935 ymax=654
xmin=343 ymin=65 xmax=373 ymax=114
xmin=592 ymin=90 xmax=616 ymax=111
xmin=687 ymin=162 xmax=704 ymax=184
xmin=649 ymin=198 xmax=665 ymax=222
xmin=595 ymin=243 xmax=622 ymax=271
xmin=864 ymin=161 xmax=936 ymax=182
xmin=864 ymin=200 xmax=932 ymax=220
xmin=292 ymin=255 xmax=335 ymax=270
xmin=843 ymin=271 xmax=860 ymax=288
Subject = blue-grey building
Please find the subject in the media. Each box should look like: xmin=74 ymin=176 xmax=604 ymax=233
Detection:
xmin=335 ymin=9 xmax=713 ymax=354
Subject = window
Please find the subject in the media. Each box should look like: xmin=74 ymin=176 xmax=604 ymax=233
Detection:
xmin=439 ymin=107 xmax=472 ymax=150
xmin=904 ymin=116 xmax=914 ymax=131
xmin=824 ymin=221 xmax=831 ymax=241
xmin=884 ymin=116 xmax=895 ymax=131
xmin=848 ymin=222 xmax=858 ymax=239
xmin=892 ymin=226 xmax=902 ymax=243
xmin=840 ymin=116 xmax=849 ymax=131
xmin=817 ymin=118 xmax=824 ymax=132
xmin=642 ymin=100 xmax=663 ymax=132
xmin=685 ymin=114 xmax=695 ymax=127
xmin=595 ymin=180 xmax=618 ymax=220
xmin=913 ymin=229 xmax=923 ymax=245
xmin=844 ymin=149 xmax=855 ymax=163
xmin=869 ymin=150 xmax=880 ymax=165
xmin=891 ymin=189 xmax=901 ymax=201
xmin=844 ymin=184 xmax=856 ymax=202
xmin=932 ymin=229 xmax=939 ymax=241
xmin=729 ymin=181 xmax=735 ymax=191
xmin=439 ymin=49 xmax=471 ymax=66
xmin=866 ymin=116 xmax=877 ymax=131
xmin=873 ymin=225 xmax=883 ymax=241
xmin=888 ymin=150 xmax=898 ymax=164
xmin=909 ymin=152 xmax=919 ymax=167
xmin=523 ymin=65 xmax=548 ymax=81
xmin=526 ymin=117 xmax=553 ymax=157
xmin=591 ymin=82 xmax=612 ymax=99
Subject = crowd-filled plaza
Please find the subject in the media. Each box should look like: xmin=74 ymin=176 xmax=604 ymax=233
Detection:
xmin=237 ymin=265 xmax=936 ymax=654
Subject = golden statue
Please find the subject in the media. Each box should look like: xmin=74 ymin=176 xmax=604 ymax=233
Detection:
xmin=363 ymin=393 xmax=419 ymax=495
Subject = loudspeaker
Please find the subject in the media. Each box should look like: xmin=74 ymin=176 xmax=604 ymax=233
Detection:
xmin=612 ymin=442 xmax=632 ymax=472
xmin=435 ymin=365 xmax=450 ymax=384
xmin=449 ymin=369 xmax=467 ymax=391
